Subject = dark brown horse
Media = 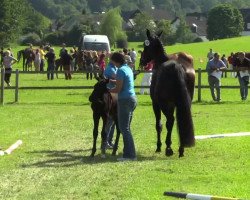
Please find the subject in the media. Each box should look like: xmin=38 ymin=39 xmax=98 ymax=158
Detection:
xmin=140 ymin=30 xmax=195 ymax=157
xmin=17 ymin=48 xmax=35 ymax=71
xmin=89 ymin=79 xmax=121 ymax=157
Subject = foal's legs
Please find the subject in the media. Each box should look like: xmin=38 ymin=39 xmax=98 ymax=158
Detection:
xmin=162 ymin=104 xmax=175 ymax=157
xmin=100 ymin=115 xmax=108 ymax=158
xmin=112 ymin=118 xmax=121 ymax=156
xmin=91 ymin=112 xmax=100 ymax=157
xmin=153 ymin=102 xmax=162 ymax=152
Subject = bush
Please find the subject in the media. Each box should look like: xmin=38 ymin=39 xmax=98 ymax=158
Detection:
xmin=44 ymin=31 xmax=67 ymax=45
xmin=20 ymin=33 xmax=41 ymax=46
xmin=193 ymin=37 xmax=203 ymax=43
xmin=116 ymin=32 xmax=128 ymax=49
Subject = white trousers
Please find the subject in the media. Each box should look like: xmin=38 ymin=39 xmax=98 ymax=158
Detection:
xmin=140 ymin=72 xmax=152 ymax=95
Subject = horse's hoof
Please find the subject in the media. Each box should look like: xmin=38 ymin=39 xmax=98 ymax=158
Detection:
xmin=90 ymin=154 xmax=95 ymax=158
xmin=165 ymin=148 xmax=174 ymax=157
xmin=179 ymin=154 xmax=184 ymax=158
xmin=155 ymin=148 xmax=161 ymax=153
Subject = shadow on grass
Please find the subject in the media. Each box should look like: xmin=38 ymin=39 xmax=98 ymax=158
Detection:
xmin=21 ymin=149 xmax=163 ymax=168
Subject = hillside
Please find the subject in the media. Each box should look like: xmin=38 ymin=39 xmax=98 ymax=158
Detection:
xmin=129 ymin=36 xmax=250 ymax=69
xmin=28 ymin=0 xmax=250 ymax=19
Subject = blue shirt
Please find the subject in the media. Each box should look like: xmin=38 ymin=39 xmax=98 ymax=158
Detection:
xmin=206 ymin=59 xmax=226 ymax=75
xmin=104 ymin=62 xmax=117 ymax=89
xmin=116 ymin=64 xmax=136 ymax=99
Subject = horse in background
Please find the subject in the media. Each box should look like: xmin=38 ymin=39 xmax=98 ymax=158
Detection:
xmin=89 ymin=78 xmax=121 ymax=157
xmin=140 ymin=30 xmax=195 ymax=158
xmin=17 ymin=48 xmax=35 ymax=71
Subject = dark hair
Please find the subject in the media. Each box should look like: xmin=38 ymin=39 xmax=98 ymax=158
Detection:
xmin=123 ymin=48 xmax=128 ymax=54
xmin=111 ymin=52 xmax=126 ymax=65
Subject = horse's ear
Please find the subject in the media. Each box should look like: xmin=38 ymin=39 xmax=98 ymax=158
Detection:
xmin=157 ymin=31 xmax=163 ymax=38
xmin=146 ymin=29 xmax=151 ymax=39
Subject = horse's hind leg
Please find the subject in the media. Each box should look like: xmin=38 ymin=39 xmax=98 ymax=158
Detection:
xmin=179 ymin=146 xmax=184 ymax=158
xmin=153 ymin=102 xmax=162 ymax=153
xmin=91 ymin=113 xmax=100 ymax=157
xmin=162 ymin=104 xmax=175 ymax=157
xmin=112 ymin=119 xmax=121 ymax=156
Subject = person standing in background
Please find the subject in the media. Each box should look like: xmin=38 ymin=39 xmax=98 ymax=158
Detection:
xmin=61 ymin=49 xmax=73 ymax=80
xmin=206 ymin=53 xmax=227 ymax=102
xmin=221 ymin=54 xmax=228 ymax=78
xmin=228 ymin=52 xmax=236 ymax=77
xmin=234 ymin=52 xmax=250 ymax=101
xmin=130 ymin=48 xmax=137 ymax=68
xmin=3 ymin=50 xmax=18 ymax=87
xmin=207 ymin=49 xmax=214 ymax=61
xmin=45 ymin=48 xmax=56 ymax=80
xmin=140 ymin=60 xmax=154 ymax=95
xmin=40 ymin=46 xmax=46 ymax=72
xmin=34 ymin=49 xmax=41 ymax=72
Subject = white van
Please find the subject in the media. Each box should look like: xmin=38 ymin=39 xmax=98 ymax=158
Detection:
xmin=80 ymin=35 xmax=111 ymax=52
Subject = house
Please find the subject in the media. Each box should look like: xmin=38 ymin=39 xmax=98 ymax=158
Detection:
xmin=240 ymin=8 xmax=250 ymax=36
xmin=121 ymin=9 xmax=141 ymax=31
xmin=185 ymin=12 xmax=208 ymax=41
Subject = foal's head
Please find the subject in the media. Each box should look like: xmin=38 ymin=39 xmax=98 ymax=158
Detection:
xmin=89 ymin=78 xmax=109 ymax=103
xmin=140 ymin=29 xmax=165 ymax=66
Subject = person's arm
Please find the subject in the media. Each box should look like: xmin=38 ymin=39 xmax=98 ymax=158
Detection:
xmin=109 ymin=80 xmax=123 ymax=93
xmin=217 ymin=61 xmax=227 ymax=71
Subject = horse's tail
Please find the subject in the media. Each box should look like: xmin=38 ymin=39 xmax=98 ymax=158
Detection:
xmin=174 ymin=63 xmax=195 ymax=148
xmin=17 ymin=50 xmax=22 ymax=62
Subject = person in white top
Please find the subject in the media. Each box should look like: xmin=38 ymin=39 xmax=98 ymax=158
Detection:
xmin=34 ymin=49 xmax=41 ymax=72
xmin=206 ymin=53 xmax=227 ymax=102
xmin=130 ymin=48 xmax=137 ymax=65
xmin=3 ymin=50 xmax=18 ymax=87
xmin=207 ymin=48 xmax=214 ymax=61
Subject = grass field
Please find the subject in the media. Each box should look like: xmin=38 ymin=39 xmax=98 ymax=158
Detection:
xmin=0 ymin=37 xmax=250 ymax=200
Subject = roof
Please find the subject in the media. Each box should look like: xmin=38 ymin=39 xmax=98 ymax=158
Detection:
xmin=185 ymin=13 xmax=208 ymax=37
xmin=149 ymin=9 xmax=176 ymax=21
xmin=121 ymin=9 xmax=141 ymax=22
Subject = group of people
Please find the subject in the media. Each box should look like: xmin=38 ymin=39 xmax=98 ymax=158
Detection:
xmin=206 ymin=49 xmax=250 ymax=101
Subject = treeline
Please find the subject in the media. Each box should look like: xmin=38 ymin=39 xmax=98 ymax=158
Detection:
xmin=0 ymin=0 xmax=50 ymax=47
xmin=28 ymin=0 xmax=250 ymax=19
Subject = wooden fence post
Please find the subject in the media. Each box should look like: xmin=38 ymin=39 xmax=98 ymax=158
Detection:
xmin=15 ymin=69 xmax=19 ymax=102
xmin=198 ymin=67 xmax=202 ymax=102
xmin=1 ymin=68 xmax=5 ymax=105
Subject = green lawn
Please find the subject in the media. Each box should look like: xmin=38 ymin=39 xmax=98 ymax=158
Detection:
xmin=0 ymin=38 xmax=250 ymax=199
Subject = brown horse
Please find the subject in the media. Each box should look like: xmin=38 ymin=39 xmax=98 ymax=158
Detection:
xmin=140 ymin=30 xmax=195 ymax=158
xmin=17 ymin=48 xmax=35 ymax=71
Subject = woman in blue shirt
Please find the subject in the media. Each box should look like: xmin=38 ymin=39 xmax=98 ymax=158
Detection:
xmin=109 ymin=53 xmax=137 ymax=161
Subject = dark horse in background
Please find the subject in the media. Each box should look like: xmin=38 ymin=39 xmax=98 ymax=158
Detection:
xmin=89 ymin=79 xmax=121 ymax=157
xmin=17 ymin=48 xmax=35 ymax=71
xmin=140 ymin=30 xmax=195 ymax=157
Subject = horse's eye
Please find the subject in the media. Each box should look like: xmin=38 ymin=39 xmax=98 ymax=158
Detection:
xmin=144 ymin=40 xmax=150 ymax=47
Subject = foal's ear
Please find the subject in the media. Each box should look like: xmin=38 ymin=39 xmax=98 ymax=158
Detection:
xmin=146 ymin=29 xmax=152 ymax=39
xmin=157 ymin=31 xmax=163 ymax=38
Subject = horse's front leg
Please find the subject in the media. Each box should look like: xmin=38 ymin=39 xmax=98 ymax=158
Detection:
xmin=100 ymin=115 xmax=108 ymax=158
xmin=112 ymin=118 xmax=121 ymax=156
xmin=91 ymin=112 xmax=100 ymax=157
xmin=179 ymin=146 xmax=184 ymax=158
xmin=153 ymin=102 xmax=162 ymax=153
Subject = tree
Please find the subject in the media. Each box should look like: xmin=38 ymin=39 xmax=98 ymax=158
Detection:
xmin=134 ymin=12 xmax=156 ymax=40
xmin=0 ymin=0 xmax=27 ymax=46
xmin=157 ymin=19 xmax=174 ymax=45
xmin=175 ymin=18 xmax=195 ymax=44
xmin=100 ymin=8 xmax=126 ymax=46
xmin=207 ymin=4 xmax=244 ymax=40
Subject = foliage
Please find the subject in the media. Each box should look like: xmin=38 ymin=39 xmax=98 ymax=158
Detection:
xmin=134 ymin=12 xmax=156 ymax=40
xmin=207 ymin=4 xmax=244 ymax=40
xmin=157 ymin=19 xmax=175 ymax=45
xmin=116 ymin=32 xmax=128 ymax=48
xmin=0 ymin=0 xmax=28 ymax=47
xmin=20 ymin=33 xmax=41 ymax=46
xmin=100 ymin=8 xmax=126 ymax=46
xmin=175 ymin=18 xmax=196 ymax=44
xmin=44 ymin=32 xmax=67 ymax=46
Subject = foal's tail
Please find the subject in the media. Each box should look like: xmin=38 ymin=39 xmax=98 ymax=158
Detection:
xmin=174 ymin=63 xmax=195 ymax=148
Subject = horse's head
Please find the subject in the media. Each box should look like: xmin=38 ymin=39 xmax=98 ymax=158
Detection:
xmin=89 ymin=78 xmax=109 ymax=103
xmin=140 ymin=29 xmax=164 ymax=66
